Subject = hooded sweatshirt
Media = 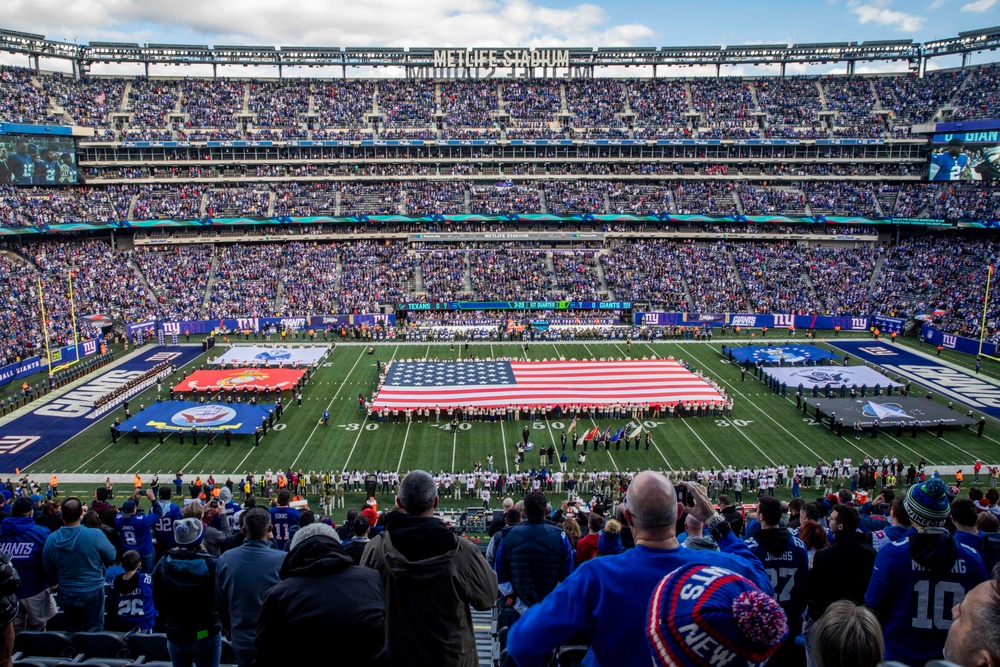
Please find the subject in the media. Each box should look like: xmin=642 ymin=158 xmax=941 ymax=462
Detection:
xmin=0 ymin=515 xmax=50 ymax=597
xmin=865 ymin=529 xmax=989 ymax=665
xmin=42 ymin=525 xmax=116 ymax=594
xmin=255 ymin=535 xmax=387 ymax=667
xmin=361 ymin=512 xmax=496 ymax=667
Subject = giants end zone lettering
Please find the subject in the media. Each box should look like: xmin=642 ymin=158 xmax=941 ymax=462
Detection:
xmin=145 ymin=352 xmax=182 ymax=363
xmin=0 ymin=436 xmax=40 ymax=455
xmin=731 ymin=316 xmax=757 ymax=327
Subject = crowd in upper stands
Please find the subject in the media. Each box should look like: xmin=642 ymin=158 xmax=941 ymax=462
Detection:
xmin=1 ymin=64 xmax=997 ymax=141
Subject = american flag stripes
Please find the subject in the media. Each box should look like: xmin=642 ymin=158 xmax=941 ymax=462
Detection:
xmin=372 ymin=359 xmax=725 ymax=410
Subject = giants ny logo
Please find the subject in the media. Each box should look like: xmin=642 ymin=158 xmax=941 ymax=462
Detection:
xmin=236 ymin=318 xmax=259 ymax=331
xmin=852 ymin=318 xmax=868 ymax=330
xmin=162 ymin=322 xmax=181 ymax=336
xmin=942 ymin=334 xmax=958 ymax=348
xmin=0 ymin=436 xmax=40 ymax=455
xmin=773 ymin=314 xmax=794 ymax=328
xmin=82 ymin=340 xmax=97 ymax=355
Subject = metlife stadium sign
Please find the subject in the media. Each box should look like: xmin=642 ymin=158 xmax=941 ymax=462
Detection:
xmin=433 ymin=49 xmax=570 ymax=69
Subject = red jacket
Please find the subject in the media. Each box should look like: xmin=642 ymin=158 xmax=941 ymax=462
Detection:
xmin=576 ymin=533 xmax=600 ymax=565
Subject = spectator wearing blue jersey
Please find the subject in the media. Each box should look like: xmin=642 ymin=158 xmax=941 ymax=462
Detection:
xmin=0 ymin=497 xmax=54 ymax=630
xmin=6 ymin=142 xmax=33 ymax=185
xmin=269 ymin=489 xmax=301 ymax=550
xmin=865 ymin=477 xmax=990 ymax=665
xmin=115 ymin=489 xmax=163 ymax=574
xmin=744 ymin=494 xmax=809 ymax=667
xmin=929 ymin=137 xmax=971 ymax=181
xmin=153 ymin=487 xmax=182 ymax=560
xmin=506 ymin=475 xmax=772 ymax=667
xmin=951 ymin=498 xmax=985 ymax=561
xmin=112 ymin=550 xmax=157 ymax=633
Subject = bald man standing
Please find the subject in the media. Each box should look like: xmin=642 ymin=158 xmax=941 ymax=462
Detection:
xmin=507 ymin=472 xmax=772 ymax=667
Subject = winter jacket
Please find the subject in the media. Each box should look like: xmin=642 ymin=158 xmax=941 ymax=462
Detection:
xmin=807 ymin=530 xmax=876 ymax=620
xmin=152 ymin=549 xmax=220 ymax=644
xmin=575 ymin=532 xmax=600 ymax=565
xmin=361 ymin=512 xmax=496 ymax=667
xmin=0 ymin=515 xmax=50 ymax=598
xmin=0 ymin=553 xmax=19 ymax=626
xmin=255 ymin=534 xmax=386 ymax=667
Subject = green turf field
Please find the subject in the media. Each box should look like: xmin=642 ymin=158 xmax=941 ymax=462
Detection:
xmin=17 ymin=336 xmax=999 ymax=503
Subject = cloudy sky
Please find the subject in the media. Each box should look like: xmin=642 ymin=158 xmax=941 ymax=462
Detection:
xmin=2 ymin=0 xmax=999 ymax=75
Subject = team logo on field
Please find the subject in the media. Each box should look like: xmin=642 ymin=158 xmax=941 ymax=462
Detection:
xmin=794 ymin=370 xmax=847 ymax=384
xmin=254 ymin=349 xmax=293 ymax=361
xmin=217 ymin=371 xmax=271 ymax=388
xmin=860 ymin=402 xmax=912 ymax=421
xmin=171 ymin=405 xmax=237 ymax=427
xmin=0 ymin=436 xmax=40 ymax=455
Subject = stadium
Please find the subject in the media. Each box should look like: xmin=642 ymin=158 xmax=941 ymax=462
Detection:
xmin=0 ymin=5 xmax=999 ymax=666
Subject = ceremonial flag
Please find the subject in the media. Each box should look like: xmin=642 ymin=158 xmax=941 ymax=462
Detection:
xmin=611 ymin=427 xmax=626 ymax=442
xmin=566 ymin=418 xmax=577 ymax=434
xmin=372 ymin=360 xmax=725 ymax=409
xmin=584 ymin=426 xmax=601 ymax=441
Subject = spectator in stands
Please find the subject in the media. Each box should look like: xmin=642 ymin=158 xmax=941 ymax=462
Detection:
xmin=256 ymin=522 xmax=387 ymax=666
xmin=0 ymin=497 xmax=53 ymax=631
xmin=495 ymin=490 xmax=574 ymax=620
xmin=506 ymin=474 xmax=771 ymax=667
xmin=0 ymin=550 xmax=18 ymax=667
xmin=42 ymin=497 xmax=116 ymax=632
xmin=810 ymin=601 xmax=884 ymax=667
xmin=719 ymin=494 xmax=745 ymax=537
xmin=361 ymin=470 xmax=496 ymax=667
xmin=111 ymin=550 xmax=157 ymax=633
xmin=115 ymin=488 xmax=163 ymax=574
xmin=865 ymin=478 xmax=990 ymax=665
xmin=646 ymin=563 xmax=788 ymax=667
xmin=153 ymin=517 xmax=222 ymax=667
xmin=341 ymin=515 xmax=371 ymax=565
xmin=575 ymin=511 xmax=604 ymax=564
xmin=952 ymin=498 xmax=985 ymax=561
xmin=270 ymin=489 xmax=300 ymax=550
xmin=944 ymin=562 xmax=1000 ymax=666
xmin=154 ymin=487 xmax=182 ymax=560
xmin=745 ymin=494 xmax=808 ymax=667
xmin=216 ymin=507 xmax=285 ymax=667
xmin=486 ymin=508 xmax=522 ymax=568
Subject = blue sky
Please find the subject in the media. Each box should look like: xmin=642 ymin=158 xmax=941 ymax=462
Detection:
xmin=2 ymin=0 xmax=999 ymax=75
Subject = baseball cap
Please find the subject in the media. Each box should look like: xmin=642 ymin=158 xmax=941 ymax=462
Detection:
xmin=647 ymin=564 xmax=789 ymax=667
xmin=120 ymin=500 xmax=136 ymax=517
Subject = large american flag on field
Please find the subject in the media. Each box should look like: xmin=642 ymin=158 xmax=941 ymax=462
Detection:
xmin=371 ymin=359 xmax=725 ymax=409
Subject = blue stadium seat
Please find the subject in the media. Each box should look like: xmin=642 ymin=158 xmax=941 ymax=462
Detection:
xmin=71 ymin=632 xmax=128 ymax=659
xmin=125 ymin=633 xmax=169 ymax=662
xmin=14 ymin=632 xmax=73 ymax=659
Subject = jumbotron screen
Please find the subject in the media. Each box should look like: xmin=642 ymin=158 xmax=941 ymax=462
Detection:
xmin=0 ymin=133 xmax=79 ymax=186
xmin=927 ymin=137 xmax=1000 ymax=181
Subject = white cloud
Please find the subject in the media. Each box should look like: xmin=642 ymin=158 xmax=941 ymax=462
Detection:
xmin=847 ymin=0 xmax=927 ymax=32
xmin=961 ymin=0 xmax=998 ymax=12
xmin=928 ymin=0 xmax=949 ymax=8
xmin=3 ymin=0 xmax=655 ymax=49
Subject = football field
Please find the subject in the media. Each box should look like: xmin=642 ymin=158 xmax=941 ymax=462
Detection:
xmin=14 ymin=337 xmax=999 ymax=499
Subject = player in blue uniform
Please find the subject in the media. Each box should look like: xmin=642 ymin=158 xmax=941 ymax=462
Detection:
xmin=929 ymin=137 xmax=971 ymax=181
xmin=865 ymin=478 xmax=989 ymax=665
xmin=269 ymin=489 xmax=301 ymax=550
xmin=112 ymin=550 xmax=157 ymax=632
xmin=34 ymin=149 xmax=57 ymax=186
xmin=744 ymin=494 xmax=809 ymax=667
xmin=6 ymin=142 xmax=34 ymax=185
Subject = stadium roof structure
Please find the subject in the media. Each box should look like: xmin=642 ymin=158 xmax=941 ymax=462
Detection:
xmin=0 ymin=26 xmax=996 ymax=77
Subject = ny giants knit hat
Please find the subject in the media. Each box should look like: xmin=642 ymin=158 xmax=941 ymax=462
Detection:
xmin=904 ymin=477 xmax=953 ymax=528
xmin=647 ymin=564 xmax=789 ymax=667
xmin=173 ymin=517 xmax=204 ymax=547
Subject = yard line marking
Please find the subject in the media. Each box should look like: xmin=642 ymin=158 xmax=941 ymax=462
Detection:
xmin=451 ymin=422 xmax=458 ymax=472
xmin=289 ymin=346 xmax=371 ymax=470
xmin=679 ymin=418 xmax=725 ymax=468
xmin=499 ymin=418 xmax=511 ymax=474
xmin=396 ymin=421 xmax=412 ymax=472
xmin=342 ymin=415 xmax=371 ymax=471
